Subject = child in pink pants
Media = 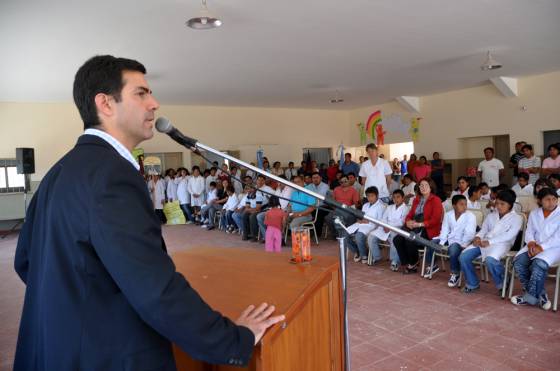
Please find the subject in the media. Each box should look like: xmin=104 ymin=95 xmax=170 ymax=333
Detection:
xmin=264 ymin=196 xmax=286 ymax=252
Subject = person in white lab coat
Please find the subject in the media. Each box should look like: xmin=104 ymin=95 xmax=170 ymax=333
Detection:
xmin=176 ymin=168 xmax=194 ymax=224
xmin=188 ymin=166 xmax=206 ymax=222
xmin=345 ymin=186 xmax=386 ymax=264
xmin=400 ymin=174 xmax=416 ymax=207
xmin=166 ymin=171 xmax=178 ymax=203
xmin=511 ymin=188 xmax=559 ymax=310
xmin=466 ymin=185 xmax=482 ymax=210
xmin=511 ymin=173 xmax=534 ymax=197
xmin=423 ymin=195 xmax=477 ymax=287
xmin=148 ymin=173 xmax=166 ymax=224
xmin=368 ymin=189 xmax=409 ymax=270
xmin=459 ymin=190 xmax=523 ymax=293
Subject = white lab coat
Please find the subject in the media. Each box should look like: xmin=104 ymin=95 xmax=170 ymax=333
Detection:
xmin=515 ymin=206 xmax=560 ymax=266
xmin=177 ymin=176 xmax=190 ymax=205
xmin=347 ymin=200 xmax=386 ymax=235
xmin=149 ymin=179 xmax=166 ymax=210
xmin=223 ymin=194 xmax=239 ymax=211
xmin=188 ymin=176 xmax=206 ymax=207
xmin=166 ymin=177 xmax=178 ymax=202
xmin=372 ymin=203 xmax=409 ymax=241
xmin=433 ymin=210 xmax=477 ymax=247
xmin=463 ymin=210 xmax=523 ymax=261
xmin=512 ymin=183 xmax=534 ymax=197
xmin=467 ymin=199 xmax=481 ymax=210
xmin=401 ymin=182 xmax=416 ymax=206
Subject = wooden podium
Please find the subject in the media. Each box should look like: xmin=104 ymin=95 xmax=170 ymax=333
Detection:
xmin=171 ymin=247 xmax=344 ymax=371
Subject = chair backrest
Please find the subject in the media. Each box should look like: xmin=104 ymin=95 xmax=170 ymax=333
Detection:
xmin=479 ymin=200 xmax=489 ymax=210
xmin=443 ymin=199 xmax=453 ymax=212
xmin=512 ymin=212 xmax=528 ymax=252
xmin=468 ymin=208 xmax=484 ymax=228
xmin=516 ymin=195 xmax=538 ymax=214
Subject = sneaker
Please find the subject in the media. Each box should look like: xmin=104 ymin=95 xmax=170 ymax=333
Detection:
xmin=206 ymin=226 xmax=215 ymax=231
xmin=353 ymin=253 xmax=361 ymax=263
xmin=540 ymin=294 xmax=552 ymax=311
xmin=447 ymin=273 xmax=460 ymax=288
xmin=201 ymin=225 xmax=208 ymax=229
xmin=462 ymin=286 xmax=480 ymax=294
xmin=423 ymin=264 xmax=440 ymax=278
xmin=361 ymin=257 xmax=368 ymax=264
xmin=390 ymin=262 xmax=399 ymax=272
xmin=185 ymin=220 xmax=193 ymax=225
xmin=510 ymin=295 xmax=530 ymax=306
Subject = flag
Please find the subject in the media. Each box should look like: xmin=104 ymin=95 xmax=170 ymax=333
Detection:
xmin=305 ymin=150 xmax=312 ymax=172
xmin=256 ymin=148 xmax=264 ymax=169
xmin=337 ymin=143 xmax=345 ymax=170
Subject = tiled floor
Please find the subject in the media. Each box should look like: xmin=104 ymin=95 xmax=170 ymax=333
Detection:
xmin=1 ymin=225 xmax=559 ymax=370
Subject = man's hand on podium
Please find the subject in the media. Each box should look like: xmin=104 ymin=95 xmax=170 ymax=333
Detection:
xmin=236 ymin=303 xmax=285 ymax=345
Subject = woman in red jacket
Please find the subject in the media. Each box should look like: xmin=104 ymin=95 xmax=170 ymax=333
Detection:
xmin=394 ymin=177 xmax=443 ymax=273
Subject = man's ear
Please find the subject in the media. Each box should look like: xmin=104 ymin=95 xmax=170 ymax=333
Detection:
xmin=94 ymin=93 xmax=114 ymax=119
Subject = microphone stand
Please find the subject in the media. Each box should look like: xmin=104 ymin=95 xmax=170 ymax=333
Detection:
xmin=164 ymin=135 xmax=443 ymax=371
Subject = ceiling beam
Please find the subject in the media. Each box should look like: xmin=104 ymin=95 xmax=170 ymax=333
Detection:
xmin=395 ymin=96 xmax=420 ymax=113
xmin=489 ymin=77 xmax=518 ymax=97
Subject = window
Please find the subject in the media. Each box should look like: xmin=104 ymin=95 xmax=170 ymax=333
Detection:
xmin=0 ymin=159 xmax=26 ymax=193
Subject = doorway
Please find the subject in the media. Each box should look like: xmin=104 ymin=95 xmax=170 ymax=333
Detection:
xmin=493 ymin=135 xmax=511 ymax=182
xmin=543 ymin=130 xmax=560 ymax=157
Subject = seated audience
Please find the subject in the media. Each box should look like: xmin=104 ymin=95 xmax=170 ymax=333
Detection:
xmin=369 ymin=189 xmax=409 ymax=270
xmin=285 ymin=161 xmax=298 ymax=180
xmin=548 ymin=174 xmax=560 ymax=196
xmin=221 ymin=186 xmax=239 ymax=233
xmin=467 ymin=185 xmax=482 ymax=209
xmin=451 ymin=176 xmax=470 ymax=198
xmin=346 ymin=187 xmax=386 ymax=264
xmin=423 ymin=195 xmax=477 ymax=286
xmin=401 ymin=174 xmax=416 ymax=206
xmin=512 ymin=173 xmax=534 ymax=196
xmin=511 ymin=188 xmax=559 ymax=310
xmin=394 ymin=178 xmax=443 ymax=274
xmin=286 ymin=176 xmax=317 ymax=231
xmin=479 ymin=182 xmax=491 ymax=201
xmin=541 ymin=143 xmax=560 ymax=177
xmin=459 ymin=190 xmax=522 ymax=294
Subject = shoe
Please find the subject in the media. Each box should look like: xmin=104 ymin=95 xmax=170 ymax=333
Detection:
xmin=353 ymin=253 xmax=361 ymax=263
xmin=201 ymin=225 xmax=208 ymax=229
xmin=225 ymin=228 xmax=232 ymax=234
xmin=540 ymin=293 xmax=552 ymax=311
xmin=423 ymin=264 xmax=440 ymax=278
xmin=206 ymin=226 xmax=215 ymax=231
xmin=250 ymin=238 xmax=259 ymax=243
xmin=390 ymin=263 xmax=399 ymax=272
xmin=447 ymin=273 xmax=460 ymax=288
xmin=185 ymin=220 xmax=193 ymax=225
xmin=510 ymin=295 xmax=530 ymax=306
xmin=361 ymin=258 xmax=368 ymax=264
xmin=462 ymin=286 xmax=480 ymax=294
xmin=242 ymin=235 xmax=249 ymax=241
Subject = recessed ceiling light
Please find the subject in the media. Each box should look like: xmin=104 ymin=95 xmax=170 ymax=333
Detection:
xmin=186 ymin=0 xmax=222 ymax=30
xmin=481 ymin=51 xmax=502 ymax=71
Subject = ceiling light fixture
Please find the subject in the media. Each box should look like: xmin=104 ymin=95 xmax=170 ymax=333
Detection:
xmin=186 ymin=0 xmax=222 ymax=30
xmin=481 ymin=51 xmax=502 ymax=71
xmin=330 ymin=90 xmax=344 ymax=104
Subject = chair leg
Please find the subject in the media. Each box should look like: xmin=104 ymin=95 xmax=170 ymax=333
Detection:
xmin=509 ymin=267 xmax=516 ymax=299
xmin=313 ymin=226 xmax=319 ymax=245
xmin=554 ymin=267 xmax=560 ymax=312
xmin=367 ymin=245 xmax=373 ymax=266
xmin=429 ymin=252 xmax=436 ymax=280
xmin=501 ymin=257 xmax=510 ymax=299
xmin=440 ymin=255 xmax=446 ymax=273
xmin=420 ymin=247 xmax=427 ymax=278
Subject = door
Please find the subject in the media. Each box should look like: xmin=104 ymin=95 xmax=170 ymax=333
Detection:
xmin=543 ymin=130 xmax=560 ymax=157
xmin=493 ymin=135 xmax=511 ymax=182
xmin=302 ymin=148 xmax=332 ymax=167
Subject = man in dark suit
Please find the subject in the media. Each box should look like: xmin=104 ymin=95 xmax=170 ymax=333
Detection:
xmin=13 ymin=55 xmax=284 ymax=371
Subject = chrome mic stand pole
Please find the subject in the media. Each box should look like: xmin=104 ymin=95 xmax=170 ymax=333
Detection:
xmin=334 ymin=217 xmax=352 ymax=371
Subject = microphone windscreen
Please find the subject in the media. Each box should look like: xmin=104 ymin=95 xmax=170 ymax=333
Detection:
xmin=155 ymin=117 xmax=172 ymax=133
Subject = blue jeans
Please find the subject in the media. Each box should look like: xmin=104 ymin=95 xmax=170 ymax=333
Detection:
xmin=368 ymin=234 xmax=400 ymax=264
xmin=347 ymin=232 xmax=368 ymax=259
xmin=425 ymin=241 xmax=462 ymax=274
xmin=180 ymin=204 xmax=195 ymax=222
xmin=232 ymin=211 xmax=244 ymax=231
xmin=459 ymin=247 xmax=505 ymax=289
xmin=257 ymin=211 xmax=267 ymax=240
xmin=513 ymin=252 xmax=549 ymax=305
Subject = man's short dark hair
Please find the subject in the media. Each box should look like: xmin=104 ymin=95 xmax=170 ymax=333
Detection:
xmin=365 ymin=186 xmax=379 ymax=196
xmin=484 ymin=147 xmax=494 ymax=153
xmin=311 ymin=172 xmax=321 ymax=177
xmin=346 ymin=172 xmax=356 ymax=178
xmin=366 ymin=143 xmax=378 ymax=151
xmin=517 ymin=173 xmax=530 ymax=181
xmin=496 ymin=189 xmax=516 ymax=209
xmin=73 ymin=55 xmax=146 ymax=130
xmin=522 ymin=144 xmax=533 ymax=151
xmin=452 ymin=195 xmax=467 ymax=205
xmin=392 ymin=189 xmax=405 ymax=197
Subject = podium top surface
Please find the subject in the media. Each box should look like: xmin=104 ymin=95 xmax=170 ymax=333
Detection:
xmin=172 ymin=247 xmax=340 ymax=320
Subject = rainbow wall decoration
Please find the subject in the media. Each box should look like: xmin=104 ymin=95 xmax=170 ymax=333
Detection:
xmin=366 ymin=110 xmax=382 ymax=141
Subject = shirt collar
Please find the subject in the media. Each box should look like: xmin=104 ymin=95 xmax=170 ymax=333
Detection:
xmin=83 ymin=128 xmax=140 ymax=170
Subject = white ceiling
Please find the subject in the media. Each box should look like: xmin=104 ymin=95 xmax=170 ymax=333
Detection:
xmin=1 ymin=0 xmax=560 ymax=109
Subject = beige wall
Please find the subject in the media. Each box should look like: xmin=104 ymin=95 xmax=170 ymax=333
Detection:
xmin=348 ymin=71 xmax=560 ymax=160
xmin=0 ymin=103 xmax=349 ymax=181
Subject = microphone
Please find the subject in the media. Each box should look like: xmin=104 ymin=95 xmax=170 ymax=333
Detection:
xmin=155 ymin=117 xmax=198 ymax=150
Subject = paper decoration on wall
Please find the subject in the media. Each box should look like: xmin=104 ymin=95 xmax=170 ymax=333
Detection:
xmin=382 ymin=114 xmax=410 ymax=135
xmin=366 ymin=110 xmax=382 ymax=141
xmin=410 ymin=117 xmax=422 ymax=141
xmin=375 ymin=124 xmax=386 ymax=145
xmin=356 ymin=122 xmax=367 ymax=145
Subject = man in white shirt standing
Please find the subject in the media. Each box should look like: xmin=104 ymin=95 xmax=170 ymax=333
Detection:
xmin=359 ymin=143 xmax=393 ymax=203
xmin=477 ymin=147 xmax=504 ymax=187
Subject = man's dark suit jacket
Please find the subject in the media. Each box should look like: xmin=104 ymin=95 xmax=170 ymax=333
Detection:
xmin=14 ymin=134 xmax=254 ymax=371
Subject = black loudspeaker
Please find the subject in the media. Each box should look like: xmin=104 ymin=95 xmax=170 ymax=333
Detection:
xmin=16 ymin=148 xmax=35 ymax=174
